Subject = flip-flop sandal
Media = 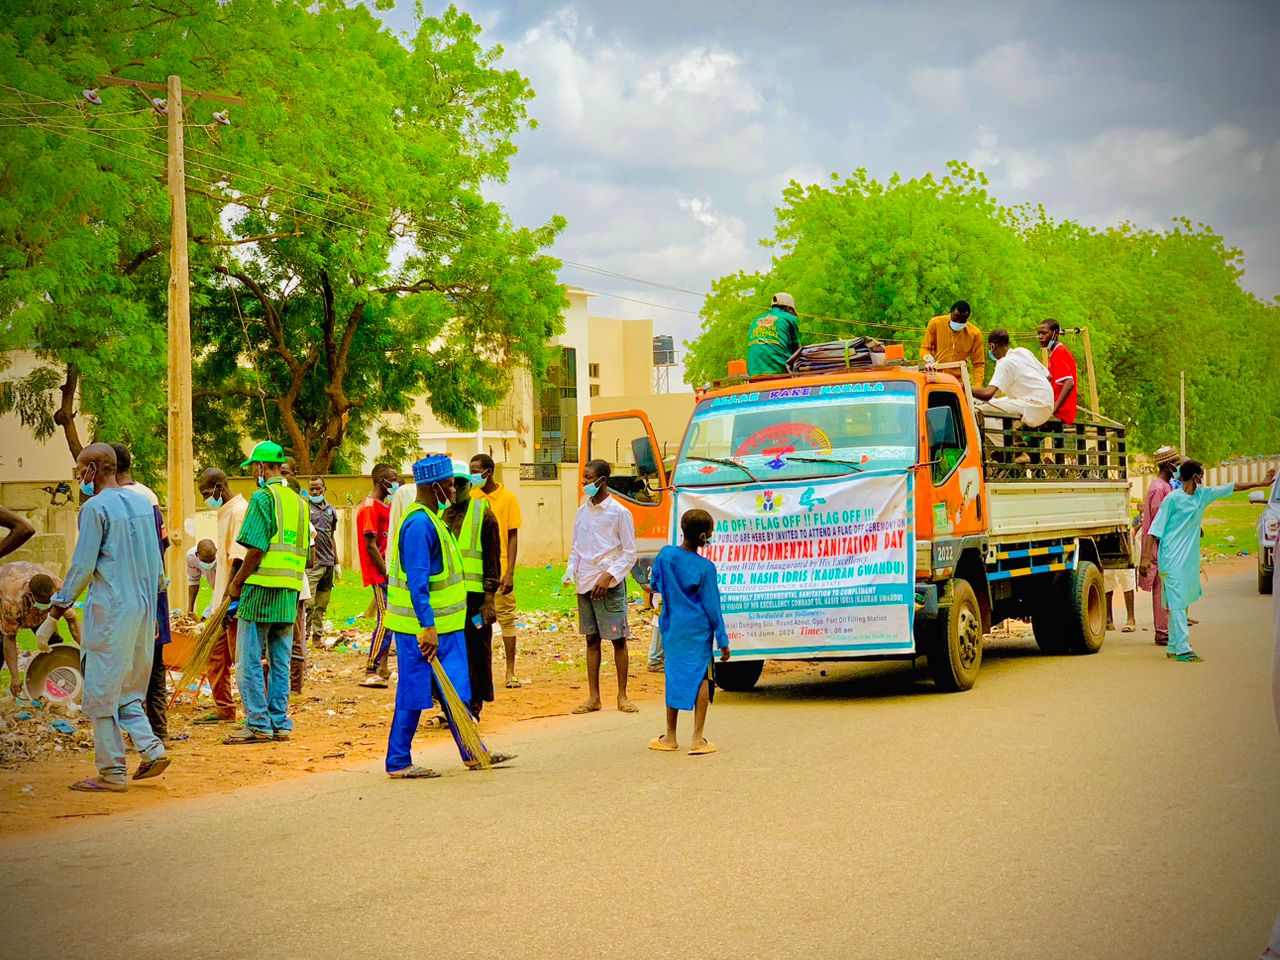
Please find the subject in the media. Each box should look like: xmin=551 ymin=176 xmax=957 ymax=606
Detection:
xmin=388 ymin=765 xmax=440 ymax=779
xmin=358 ymin=676 xmax=388 ymax=688
xmin=70 ymin=778 xmax=127 ymax=792
xmin=1121 ymin=625 xmax=1136 ymax=633
xmin=572 ymin=703 xmax=601 ymax=714
xmin=133 ymin=756 xmax=171 ymax=780
xmin=505 ymin=679 xmax=523 ymax=689
xmin=1172 ymin=651 xmax=1204 ymax=663
xmin=425 ymin=715 xmax=450 ymax=729
xmin=223 ymin=728 xmax=274 ymax=744
xmin=649 ymin=737 xmax=679 ymax=752
xmin=272 ymin=732 xmax=291 ymax=742
xmin=617 ymin=701 xmax=640 ymax=714
xmin=688 ymin=741 xmax=717 ymax=756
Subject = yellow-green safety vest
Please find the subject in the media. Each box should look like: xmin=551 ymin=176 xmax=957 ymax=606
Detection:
xmin=384 ymin=502 xmax=467 ymax=635
xmin=457 ymin=498 xmax=488 ymax=594
xmin=245 ymin=483 xmax=310 ymax=591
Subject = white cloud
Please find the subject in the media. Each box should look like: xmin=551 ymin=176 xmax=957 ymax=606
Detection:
xmin=974 ymin=40 xmax=1078 ymax=105
xmin=904 ymin=66 xmax=967 ymax=117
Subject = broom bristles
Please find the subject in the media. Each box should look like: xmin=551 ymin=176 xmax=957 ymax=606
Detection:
xmin=173 ymin=598 xmax=232 ymax=701
xmin=430 ymin=657 xmax=490 ymax=767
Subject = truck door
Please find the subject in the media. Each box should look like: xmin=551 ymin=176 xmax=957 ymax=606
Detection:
xmin=580 ymin=411 xmax=670 ymax=557
xmin=924 ymin=386 xmax=986 ymax=542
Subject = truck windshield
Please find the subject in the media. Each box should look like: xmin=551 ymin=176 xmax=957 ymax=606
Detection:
xmin=674 ymin=381 xmax=918 ymax=487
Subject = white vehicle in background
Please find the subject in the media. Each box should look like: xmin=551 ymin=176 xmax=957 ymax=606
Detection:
xmin=1251 ymin=478 xmax=1279 ymax=594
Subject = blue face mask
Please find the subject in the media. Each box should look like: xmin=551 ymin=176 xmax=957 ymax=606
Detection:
xmin=309 ymin=493 xmax=326 ymax=504
xmin=987 ymin=349 xmax=997 ymax=363
xmin=80 ymin=481 xmax=95 ymax=496
xmin=949 ymin=319 xmax=968 ymax=332
xmin=583 ymin=481 xmax=601 ymax=498
xmin=199 ymin=560 xmax=216 ymax=572
xmin=256 ymin=474 xmax=265 ymax=488
xmin=437 ymin=500 xmax=449 ymax=513
xmin=32 ymin=599 xmax=51 ymax=611
xmin=205 ymin=495 xmax=224 ymax=509
xmin=386 ymin=481 xmax=400 ymax=495
xmin=470 ymin=473 xmax=486 ymax=488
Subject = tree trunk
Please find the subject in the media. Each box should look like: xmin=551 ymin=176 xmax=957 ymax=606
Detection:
xmin=52 ymin=362 xmax=84 ymax=461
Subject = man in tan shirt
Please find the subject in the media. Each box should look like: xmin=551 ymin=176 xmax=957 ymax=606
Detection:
xmin=921 ymin=300 xmax=985 ymax=384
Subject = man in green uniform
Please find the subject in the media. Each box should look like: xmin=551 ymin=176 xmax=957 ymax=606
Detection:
xmin=746 ymin=292 xmax=801 ymax=375
xmin=224 ymin=441 xmax=310 ymax=744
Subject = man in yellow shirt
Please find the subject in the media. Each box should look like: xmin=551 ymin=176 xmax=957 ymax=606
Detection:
xmin=470 ymin=454 xmax=524 ymax=688
xmin=921 ymin=300 xmax=985 ymax=384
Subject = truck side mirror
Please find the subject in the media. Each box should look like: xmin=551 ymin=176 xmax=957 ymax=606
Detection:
xmin=632 ymin=436 xmax=659 ymax=478
xmin=926 ymin=406 xmax=959 ymax=454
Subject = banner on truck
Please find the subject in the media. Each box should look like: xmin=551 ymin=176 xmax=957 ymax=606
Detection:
xmin=677 ymin=472 xmax=915 ymax=658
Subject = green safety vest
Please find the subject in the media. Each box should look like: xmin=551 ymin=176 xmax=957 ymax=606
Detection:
xmin=384 ymin=502 xmax=467 ymax=635
xmin=457 ymin=498 xmax=488 ymax=594
xmin=245 ymin=483 xmax=310 ymax=591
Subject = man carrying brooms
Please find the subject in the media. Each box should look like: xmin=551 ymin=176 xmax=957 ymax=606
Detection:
xmin=382 ymin=454 xmax=514 ymax=779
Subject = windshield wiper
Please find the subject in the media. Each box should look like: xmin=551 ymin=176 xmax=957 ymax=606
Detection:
xmin=683 ymin=455 xmax=760 ymax=482
xmin=783 ymin=455 xmax=864 ymax=474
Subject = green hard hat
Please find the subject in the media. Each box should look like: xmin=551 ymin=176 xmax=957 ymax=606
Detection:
xmin=241 ymin=440 xmax=288 ymax=467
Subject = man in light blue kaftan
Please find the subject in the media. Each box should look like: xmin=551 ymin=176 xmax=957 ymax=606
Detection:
xmin=49 ymin=444 xmax=169 ymax=791
xmin=1140 ymin=459 xmax=1276 ymax=662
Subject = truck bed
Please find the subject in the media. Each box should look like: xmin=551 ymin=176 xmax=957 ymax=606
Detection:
xmin=987 ymin=481 xmax=1130 ymax=543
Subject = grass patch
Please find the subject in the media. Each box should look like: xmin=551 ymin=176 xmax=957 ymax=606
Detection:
xmin=1200 ymin=490 xmax=1265 ymax=558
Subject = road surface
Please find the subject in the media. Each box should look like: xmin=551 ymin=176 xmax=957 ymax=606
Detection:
xmin=3 ymin=566 xmax=1278 ymax=959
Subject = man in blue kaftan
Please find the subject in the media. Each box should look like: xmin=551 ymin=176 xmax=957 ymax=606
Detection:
xmin=49 ymin=444 xmax=170 ymax=791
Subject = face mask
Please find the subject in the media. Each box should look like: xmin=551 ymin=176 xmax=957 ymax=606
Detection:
xmin=32 ymin=599 xmax=51 ymax=611
xmin=80 ymin=481 xmax=95 ymax=496
xmin=309 ymin=493 xmax=325 ymax=504
xmin=206 ymin=495 xmax=224 ymax=509
xmin=987 ymin=350 xmax=997 ymax=363
xmin=199 ymin=560 xmax=216 ymax=572
xmin=386 ymin=481 xmax=400 ymax=495
xmin=470 ymin=473 xmax=486 ymax=488
xmin=949 ymin=319 xmax=967 ymax=332
xmin=583 ymin=481 xmax=601 ymax=498
xmin=437 ymin=500 xmax=450 ymax=513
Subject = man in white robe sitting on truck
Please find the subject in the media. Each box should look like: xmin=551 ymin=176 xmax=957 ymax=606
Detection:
xmin=970 ymin=328 xmax=1054 ymax=458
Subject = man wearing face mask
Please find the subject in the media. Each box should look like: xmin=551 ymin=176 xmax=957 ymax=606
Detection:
xmin=48 ymin=443 xmax=168 ymax=791
xmin=185 ymin=539 xmax=217 ymax=616
xmin=358 ymin=463 xmax=399 ymax=687
xmin=305 ymin=477 xmax=339 ymax=649
xmin=565 ymin=460 xmax=639 ymax=715
xmin=196 ymin=466 xmax=248 ymax=724
xmin=223 ymin=441 xmax=310 ymax=744
xmin=443 ymin=460 xmax=500 ymax=718
xmin=0 ymin=564 xmax=80 ymax=700
xmin=921 ymin=300 xmax=985 ymax=384
xmin=1037 ymin=319 xmax=1078 ymax=425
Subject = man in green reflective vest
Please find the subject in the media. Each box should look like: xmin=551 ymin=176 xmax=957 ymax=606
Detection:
xmin=442 ymin=460 xmax=501 ymax=718
xmin=382 ymin=454 xmax=513 ymax=778
xmin=746 ymin=292 xmax=801 ymax=375
xmin=225 ymin=441 xmax=310 ymax=745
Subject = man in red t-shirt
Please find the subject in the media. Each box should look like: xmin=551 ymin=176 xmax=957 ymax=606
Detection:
xmin=357 ymin=463 xmax=399 ymax=687
xmin=1038 ymin=319 xmax=1078 ymax=424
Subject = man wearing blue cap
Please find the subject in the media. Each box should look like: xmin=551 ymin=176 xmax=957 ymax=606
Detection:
xmin=224 ymin=441 xmax=310 ymax=744
xmin=382 ymin=454 xmax=512 ymax=778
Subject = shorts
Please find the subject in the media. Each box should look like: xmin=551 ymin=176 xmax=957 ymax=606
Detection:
xmin=630 ymin=557 xmax=653 ymax=590
xmin=1104 ymin=567 xmax=1136 ymax=592
xmin=495 ymin=591 xmax=517 ymax=637
xmin=577 ymin=583 xmax=630 ymax=641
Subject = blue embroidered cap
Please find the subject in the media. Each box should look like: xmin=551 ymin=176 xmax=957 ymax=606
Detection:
xmin=413 ymin=454 xmax=452 ymax=486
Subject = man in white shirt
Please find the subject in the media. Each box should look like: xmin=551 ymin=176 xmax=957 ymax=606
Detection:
xmin=564 ymin=459 xmax=638 ymax=715
xmin=185 ymin=539 xmax=217 ymax=616
xmin=971 ymin=329 xmax=1054 ymax=427
xmin=196 ymin=467 xmax=248 ymax=723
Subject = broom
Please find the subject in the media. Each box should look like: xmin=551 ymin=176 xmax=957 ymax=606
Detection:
xmin=430 ymin=657 xmax=491 ymax=768
xmin=173 ymin=597 xmax=233 ymax=706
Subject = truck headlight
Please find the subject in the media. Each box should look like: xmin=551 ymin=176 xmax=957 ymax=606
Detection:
xmin=1266 ymin=518 xmax=1280 ymax=541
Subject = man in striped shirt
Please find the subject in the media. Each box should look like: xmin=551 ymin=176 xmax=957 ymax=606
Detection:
xmin=225 ymin=442 xmax=308 ymax=744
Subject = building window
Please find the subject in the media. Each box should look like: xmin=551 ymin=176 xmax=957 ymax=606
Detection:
xmin=533 ymin=346 xmax=579 ymax=463
xmin=589 ymin=384 xmax=600 ymax=397
xmin=588 ymin=363 xmax=600 ymax=379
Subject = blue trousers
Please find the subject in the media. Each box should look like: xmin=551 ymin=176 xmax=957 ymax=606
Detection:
xmin=1168 ymin=607 xmax=1192 ymax=656
xmin=385 ymin=629 xmax=480 ymax=772
xmin=237 ymin=620 xmax=294 ymax=734
xmin=94 ymin=697 xmax=164 ymax=783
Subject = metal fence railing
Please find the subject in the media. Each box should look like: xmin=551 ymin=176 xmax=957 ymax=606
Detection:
xmin=982 ymin=417 xmax=1129 ymax=483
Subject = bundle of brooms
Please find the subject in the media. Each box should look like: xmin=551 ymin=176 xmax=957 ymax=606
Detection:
xmin=173 ymin=598 xmax=232 ymax=703
xmin=430 ymin=657 xmax=491 ymax=768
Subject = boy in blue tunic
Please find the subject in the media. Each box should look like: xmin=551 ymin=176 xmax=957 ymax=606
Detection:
xmin=1140 ymin=459 xmax=1275 ymax=662
xmin=648 ymin=510 xmax=730 ymax=755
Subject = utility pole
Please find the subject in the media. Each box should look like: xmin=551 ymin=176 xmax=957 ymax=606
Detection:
xmin=97 ymin=75 xmax=242 ymax=588
xmin=1179 ymin=370 xmax=1187 ymax=455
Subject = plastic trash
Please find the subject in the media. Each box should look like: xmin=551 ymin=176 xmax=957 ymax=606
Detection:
xmin=50 ymin=719 xmax=76 ymax=734
xmin=16 ymin=711 xmax=32 ymax=720
xmin=20 ymin=785 xmax=32 ymax=794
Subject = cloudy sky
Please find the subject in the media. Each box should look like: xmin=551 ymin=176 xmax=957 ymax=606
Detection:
xmin=377 ymin=1 xmax=1280 ymax=357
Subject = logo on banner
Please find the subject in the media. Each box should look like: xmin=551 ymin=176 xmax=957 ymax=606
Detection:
xmin=755 ymin=490 xmax=784 ymax=513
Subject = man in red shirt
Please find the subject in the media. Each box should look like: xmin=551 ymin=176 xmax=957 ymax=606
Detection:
xmin=1038 ymin=319 xmax=1078 ymax=424
xmin=358 ymin=463 xmax=399 ymax=688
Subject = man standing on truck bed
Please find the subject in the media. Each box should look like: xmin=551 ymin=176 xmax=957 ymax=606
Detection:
xmin=746 ymin=292 xmax=801 ymax=375
xmin=922 ymin=301 xmax=985 ymax=383
xmin=1139 ymin=459 xmax=1276 ymax=662
xmin=1038 ymin=319 xmax=1078 ymax=425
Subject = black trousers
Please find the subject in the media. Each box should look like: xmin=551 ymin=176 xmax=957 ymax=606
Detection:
xmin=144 ymin=640 xmax=168 ymax=739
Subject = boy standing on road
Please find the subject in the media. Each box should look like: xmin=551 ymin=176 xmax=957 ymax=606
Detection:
xmin=565 ymin=460 xmax=638 ymax=715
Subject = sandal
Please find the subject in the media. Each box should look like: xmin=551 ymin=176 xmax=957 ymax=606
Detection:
xmin=133 ymin=756 xmax=171 ymax=780
xmin=358 ymin=675 xmax=388 ymax=688
xmin=688 ymin=740 xmax=717 ymax=756
xmin=505 ymin=678 xmax=523 ymax=689
xmin=222 ymin=727 xmax=274 ymax=745
xmin=388 ymin=765 xmax=440 ymax=779
xmin=70 ymin=778 xmax=127 ymax=792
xmin=1171 ymin=651 xmax=1204 ymax=663
xmin=648 ymin=737 xmax=679 ymax=752
xmin=425 ymin=715 xmax=450 ymax=730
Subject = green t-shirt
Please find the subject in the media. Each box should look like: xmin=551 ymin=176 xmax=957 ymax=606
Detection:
xmin=746 ymin=307 xmax=801 ymax=375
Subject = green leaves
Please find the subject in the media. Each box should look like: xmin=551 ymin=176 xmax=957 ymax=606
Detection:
xmin=687 ymin=162 xmax=1280 ymax=462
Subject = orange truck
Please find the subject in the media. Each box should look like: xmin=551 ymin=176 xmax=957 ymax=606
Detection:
xmin=580 ymin=360 xmax=1132 ymax=692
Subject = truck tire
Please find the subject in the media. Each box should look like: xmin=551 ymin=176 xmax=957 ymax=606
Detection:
xmin=1260 ymin=562 xmax=1274 ymax=595
xmin=1063 ymin=560 xmax=1107 ymax=654
xmin=713 ymin=659 xmax=764 ymax=692
xmin=1031 ymin=612 xmax=1069 ymax=654
xmin=924 ymin=578 xmax=983 ymax=692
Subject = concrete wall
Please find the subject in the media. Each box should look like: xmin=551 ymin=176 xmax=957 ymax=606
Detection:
xmin=0 ymin=351 xmax=90 ymax=482
xmin=588 ymin=315 xmax=653 ymax=397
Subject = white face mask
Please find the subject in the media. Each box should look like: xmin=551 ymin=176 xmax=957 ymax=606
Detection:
xmin=949 ymin=319 xmax=967 ymax=332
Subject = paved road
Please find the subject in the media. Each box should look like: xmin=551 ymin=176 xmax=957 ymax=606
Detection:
xmin=4 ymin=567 xmax=1278 ymax=960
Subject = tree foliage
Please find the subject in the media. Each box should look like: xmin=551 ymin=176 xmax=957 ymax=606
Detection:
xmin=686 ymin=162 xmax=1280 ymax=463
xmin=0 ymin=0 xmax=565 ymax=480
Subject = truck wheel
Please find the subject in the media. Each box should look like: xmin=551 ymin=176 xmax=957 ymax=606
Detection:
xmin=1063 ymin=560 xmax=1107 ymax=654
xmin=924 ymin=578 xmax=983 ymax=692
xmin=1031 ymin=612 xmax=1069 ymax=654
xmin=1261 ymin=562 xmax=1274 ymax=595
xmin=713 ymin=660 xmax=764 ymax=692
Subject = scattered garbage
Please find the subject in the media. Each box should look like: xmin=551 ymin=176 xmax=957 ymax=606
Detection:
xmin=50 ymin=720 xmax=76 ymax=735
